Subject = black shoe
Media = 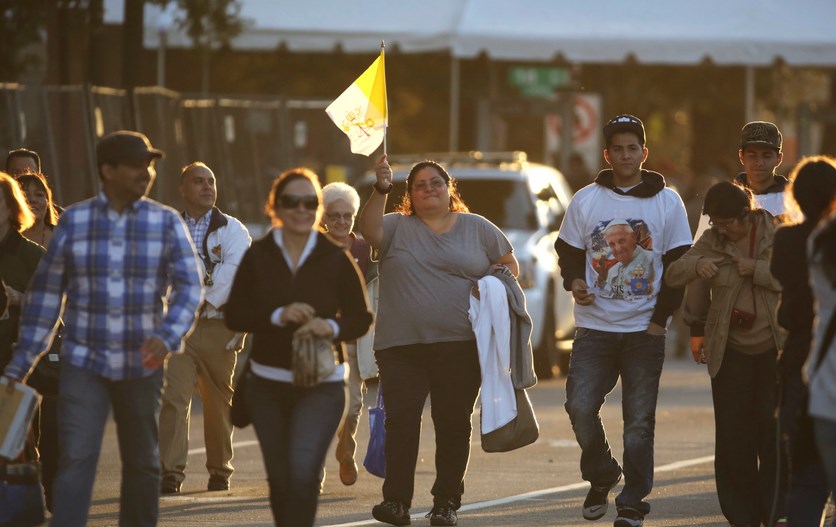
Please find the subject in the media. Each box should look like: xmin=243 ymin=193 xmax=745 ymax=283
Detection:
xmin=161 ymin=476 xmax=181 ymax=494
xmin=372 ymin=500 xmax=411 ymax=526
xmin=613 ymin=507 xmax=643 ymax=527
xmin=426 ymin=501 xmax=458 ymax=526
xmin=207 ymin=475 xmax=229 ymax=491
xmin=582 ymin=474 xmax=622 ymax=520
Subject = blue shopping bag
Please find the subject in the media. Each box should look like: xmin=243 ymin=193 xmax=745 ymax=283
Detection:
xmin=363 ymin=386 xmax=386 ymax=478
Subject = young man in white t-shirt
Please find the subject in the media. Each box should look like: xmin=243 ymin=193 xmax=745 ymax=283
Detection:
xmin=555 ymin=115 xmax=692 ymax=527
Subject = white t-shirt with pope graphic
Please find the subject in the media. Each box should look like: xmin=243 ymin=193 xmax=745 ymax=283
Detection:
xmin=558 ymin=183 xmax=692 ymax=332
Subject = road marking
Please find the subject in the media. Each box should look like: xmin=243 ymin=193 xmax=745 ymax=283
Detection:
xmin=321 ymin=454 xmax=715 ymax=527
xmin=654 ymin=455 xmax=714 ymax=473
xmin=162 ymin=495 xmax=255 ymax=502
xmin=187 ymin=440 xmax=259 ymax=456
xmin=185 ymin=441 xmax=715 ymax=523
xmin=547 ymin=439 xmax=580 ymax=448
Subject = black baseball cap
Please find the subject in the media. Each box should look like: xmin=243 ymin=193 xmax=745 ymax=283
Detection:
xmin=740 ymin=121 xmax=782 ymax=151
xmin=96 ymin=131 xmax=164 ymax=166
xmin=603 ymin=114 xmax=646 ymax=145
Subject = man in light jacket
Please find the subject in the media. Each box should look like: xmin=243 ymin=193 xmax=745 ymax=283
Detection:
xmin=159 ymin=162 xmax=251 ymax=494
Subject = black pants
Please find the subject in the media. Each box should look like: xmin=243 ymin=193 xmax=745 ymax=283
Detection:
xmin=376 ymin=341 xmax=481 ymax=509
xmin=712 ymin=347 xmax=784 ymax=526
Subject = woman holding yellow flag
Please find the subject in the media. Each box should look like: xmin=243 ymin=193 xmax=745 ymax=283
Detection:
xmin=358 ymin=154 xmax=518 ymax=526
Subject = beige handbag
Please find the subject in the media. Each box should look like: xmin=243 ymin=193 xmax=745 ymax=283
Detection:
xmin=291 ymin=331 xmax=338 ymax=387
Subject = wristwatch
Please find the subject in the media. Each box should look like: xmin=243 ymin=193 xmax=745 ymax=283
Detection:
xmin=373 ymin=182 xmax=394 ymax=195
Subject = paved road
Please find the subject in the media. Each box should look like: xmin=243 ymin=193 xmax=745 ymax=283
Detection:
xmin=80 ymin=356 xmax=732 ymax=526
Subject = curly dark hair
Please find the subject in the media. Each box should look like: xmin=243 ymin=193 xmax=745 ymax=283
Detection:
xmin=393 ymin=160 xmax=469 ymax=215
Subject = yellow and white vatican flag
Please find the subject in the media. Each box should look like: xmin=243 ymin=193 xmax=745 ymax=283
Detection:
xmin=326 ymin=45 xmax=388 ymax=156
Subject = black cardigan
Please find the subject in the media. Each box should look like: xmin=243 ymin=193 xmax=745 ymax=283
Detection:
xmin=0 ymin=230 xmax=45 ymax=369
xmin=771 ymin=221 xmax=817 ymax=372
xmin=225 ymin=231 xmax=373 ymax=370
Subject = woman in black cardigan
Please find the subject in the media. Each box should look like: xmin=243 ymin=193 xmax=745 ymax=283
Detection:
xmin=0 ymin=171 xmax=41 ymax=370
xmin=225 ymin=167 xmax=372 ymax=527
xmin=770 ymin=157 xmax=836 ymax=526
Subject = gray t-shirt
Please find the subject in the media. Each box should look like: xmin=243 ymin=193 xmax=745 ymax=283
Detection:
xmin=373 ymin=212 xmax=513 ymax=350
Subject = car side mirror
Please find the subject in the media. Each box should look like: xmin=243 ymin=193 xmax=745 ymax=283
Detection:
xmin=549 ymin=211 xmax=565 ymax=231
xmin=536 ymin=187 xmax=556 ymax=201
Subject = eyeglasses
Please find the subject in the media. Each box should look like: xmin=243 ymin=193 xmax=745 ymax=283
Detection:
xmin=412 ymin=179 xmax=447 ymax=193
xmin=278 ymin=194 xmax=319 ymax=210
xmin=708 ymin=217 xmax=739 ymax=229
xmin=325 ymin=212 xmax=355 ymax=223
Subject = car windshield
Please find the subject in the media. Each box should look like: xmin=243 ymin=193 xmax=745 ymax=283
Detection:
xmin=455 ymin=179 xmax=537 ymax=230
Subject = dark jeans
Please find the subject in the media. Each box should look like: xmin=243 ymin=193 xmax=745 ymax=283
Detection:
xmin=33 ymin=396 xmax=59 ymax=512
xmin=564 ymin=328 xmax=666 ymax=516
xmin=245 ymin=373 xmax=345 ymax=527
xmin=780 ymin=357 xmax=830 ymax=526
xmin=51 ymin=363 xmax=163 ymax=527
xmin=376 ymin=341 xmax=481 ymax=509
xmin=815 ymin=418 xmax=836 ymax=527
xmin=712 ymin=347 xmax=784 ymax=526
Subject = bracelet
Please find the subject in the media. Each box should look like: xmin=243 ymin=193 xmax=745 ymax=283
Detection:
xmin=373 ymin=182 xmax=393 ymax=195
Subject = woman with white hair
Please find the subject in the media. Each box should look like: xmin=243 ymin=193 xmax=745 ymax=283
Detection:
xmin=321 ymin=181 xmax=373 ymax=488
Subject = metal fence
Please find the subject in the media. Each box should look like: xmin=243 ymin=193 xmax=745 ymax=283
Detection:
xmin=0 ymin=83 xmax=366 ymax=224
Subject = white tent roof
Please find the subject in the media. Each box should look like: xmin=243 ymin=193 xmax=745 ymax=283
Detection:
xmin=108 ymin=0 xmax=836 ymax=66
xmin=114 ymin=0 xmax=463 ymax=54
xmin=453 ymin=0 xmax=836 ymax=65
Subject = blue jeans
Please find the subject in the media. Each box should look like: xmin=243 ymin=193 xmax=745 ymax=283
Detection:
xmin=815 ymin=418 xmax=836 ymax=527
xmin=564 ymin=328 xmax=666 ymax=516
xmin=779 ymin=362 xmax=828 ymax=526
xmin=245 ymin=373 xmax=345 ymax=527
xmin=50 ymin=363 xmax=163 ymax=527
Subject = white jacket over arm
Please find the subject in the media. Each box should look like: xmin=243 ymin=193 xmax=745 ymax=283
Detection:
xmin=469 ymin=275 xmax=516 ymax=434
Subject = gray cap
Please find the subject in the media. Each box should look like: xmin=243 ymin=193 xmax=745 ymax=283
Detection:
xmin=740 ymin=121 xmax=782 ymax=151
xmin=96 ymin=131 xmax=164 ymax=166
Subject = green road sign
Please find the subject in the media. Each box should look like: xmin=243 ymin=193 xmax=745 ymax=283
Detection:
xmin=508 ymin=67 xmax=570 ymax=98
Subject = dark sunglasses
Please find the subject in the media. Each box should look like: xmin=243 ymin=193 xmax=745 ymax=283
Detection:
xmin=278 ymin=194 xmax=319 ymax=210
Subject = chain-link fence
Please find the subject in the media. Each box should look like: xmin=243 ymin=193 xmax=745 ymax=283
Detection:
xmin=0 ymin=83 xmax=367 ymax=225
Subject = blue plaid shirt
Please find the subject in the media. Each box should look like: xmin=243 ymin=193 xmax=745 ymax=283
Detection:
xmin=5 ymin=193 xmax=203 ymax=381
xmin=184 ymin=210 xmax=211 ymax=259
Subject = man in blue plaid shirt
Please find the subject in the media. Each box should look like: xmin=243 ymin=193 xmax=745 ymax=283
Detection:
xmin=3 ymin=130 xmax=203 ymax=527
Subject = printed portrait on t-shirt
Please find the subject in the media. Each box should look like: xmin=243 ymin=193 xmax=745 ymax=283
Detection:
xmin=590 ymin=218 xmax=656 ymax=299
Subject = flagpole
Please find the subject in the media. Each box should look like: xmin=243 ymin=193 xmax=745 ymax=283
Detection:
xmin=381 ymin=40 xmax=388 ymax=156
